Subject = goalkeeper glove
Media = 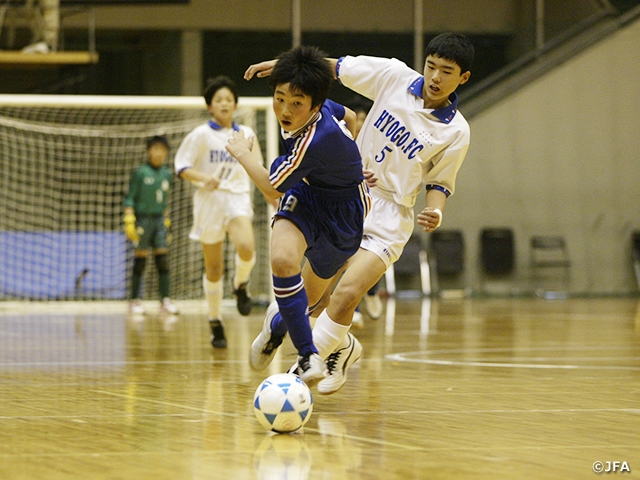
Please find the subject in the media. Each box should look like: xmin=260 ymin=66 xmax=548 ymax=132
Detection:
xmin=124 ymin=213 xmax=140 ymax=243
xmin=164 ymin=217 xmax=173 ymax=246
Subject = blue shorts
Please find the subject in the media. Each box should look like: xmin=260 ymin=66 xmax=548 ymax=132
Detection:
xmin=275 ymin=183 xmax=366 ymax=279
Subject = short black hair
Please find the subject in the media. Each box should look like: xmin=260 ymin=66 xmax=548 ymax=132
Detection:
xmin=425 ymin=33 xmax=475 ymax=74
xmin=203 ymin=75 xmax=238 ymax=106
xmin=268 ymin=45 xmax=334 ymax=109
xmin=147 ymin=135 xmax=169 ymax=150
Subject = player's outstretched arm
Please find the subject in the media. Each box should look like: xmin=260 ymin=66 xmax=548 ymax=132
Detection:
xmin=226 ymin=130 xmax=281 ymax=200
xmin=245 ymin=57 xmax=339 ymax=80
xmin=244 ymin=60 xmax=277 ymax=80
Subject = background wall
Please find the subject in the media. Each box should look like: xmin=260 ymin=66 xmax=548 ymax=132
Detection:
xmin=442 ymin=18 xmax=640 ymax=295
xmin=62 ymin=0 xmax=516 ymax=33
xmin=2 ymin=0 xmax=639 ymax=296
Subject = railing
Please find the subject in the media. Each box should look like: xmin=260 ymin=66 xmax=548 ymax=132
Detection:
xmin=460 ymin=3 xmax=640 ymax=118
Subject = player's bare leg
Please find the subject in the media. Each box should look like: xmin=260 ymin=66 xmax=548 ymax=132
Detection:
xmin=316 ymin=248 xmax=386 ymax=394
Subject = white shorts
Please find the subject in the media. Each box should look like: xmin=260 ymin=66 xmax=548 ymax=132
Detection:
xmin=360 ymin=190 xmax=414 ymax=268
xmin=189 ymin=189 xmax=254 ymax=245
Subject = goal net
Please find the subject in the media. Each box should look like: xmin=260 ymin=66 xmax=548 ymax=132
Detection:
xmin=0 ymin=94 xmax=279 ymax=303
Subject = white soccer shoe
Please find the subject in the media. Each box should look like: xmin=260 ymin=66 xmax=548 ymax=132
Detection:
xmin=249 ymin=302 xmax=287 ymax=370
xmin=161 ymin=297 xmax=179 ymax=315
xmin=351 ymin=308 xmax=364 ymax=329
xmin=128 ymin=299 xmax=145 ymax=315
xmin=317 ymin=333 xmax=363 ymax=395
xmin=297 ymin=352 xmax=327 ymax=388
xmin=364 ymin=292 xmax=383 ymax=319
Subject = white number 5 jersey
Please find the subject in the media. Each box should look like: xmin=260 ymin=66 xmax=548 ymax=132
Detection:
xmin=337 ymin=55 xmax=470 ymax=208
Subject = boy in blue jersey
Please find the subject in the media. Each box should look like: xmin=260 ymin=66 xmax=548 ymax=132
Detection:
xmin=226 ymin=45 xmax=370 ymax=387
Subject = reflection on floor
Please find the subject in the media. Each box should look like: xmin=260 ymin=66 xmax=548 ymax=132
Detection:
xmin=1 ymin=297 xmax=640 ymax=479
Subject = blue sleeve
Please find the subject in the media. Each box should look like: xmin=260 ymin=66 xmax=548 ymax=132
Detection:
xmin=323 ymin=99 xmax=345 ymax=121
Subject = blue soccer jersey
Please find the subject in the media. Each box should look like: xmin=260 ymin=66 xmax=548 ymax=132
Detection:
xmin=270 ymin=99 xmax=364 ymax=193
xmin=270 ymin=99 xmax=370 ymax=279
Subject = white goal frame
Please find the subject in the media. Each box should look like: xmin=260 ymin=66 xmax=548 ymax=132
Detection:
xmin=0 ymin=94 xmax=279 ymax=303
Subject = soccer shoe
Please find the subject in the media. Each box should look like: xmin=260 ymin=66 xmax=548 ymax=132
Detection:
xmin=210 ymin=319 xmax=227 ymax=349
xmin=129 ymin=299 xmax=145 ymax=315
xmin=317 ymin=333 xmax=363 ymax=395
xmin=364 ymin=292 xmax=383 ymax=319
xmin=297 ymin=352 xmax=327 ymax=388
xmin=234 ymin=282 xmax=252 ymax=316
xmin=250 ymin=302 xmax=286 ymax=370
xmin=160 ymin=297 xmax=179 ymax=315
xmin=351 ymin=308 xmax=364 ymax=329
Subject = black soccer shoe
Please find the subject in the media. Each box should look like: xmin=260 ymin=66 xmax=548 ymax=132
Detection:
xmin=210 ymin=319 xmax=227 ymax=349
xmin=234 ymin=282 xmax=252 ymax=316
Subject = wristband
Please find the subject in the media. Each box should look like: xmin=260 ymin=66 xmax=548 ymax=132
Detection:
xmin=433 ymin=208 xmax=442 ymax=228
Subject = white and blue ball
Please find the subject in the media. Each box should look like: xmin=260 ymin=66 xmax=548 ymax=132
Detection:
xmin=253 ymin=373 xmax=313 ymax=433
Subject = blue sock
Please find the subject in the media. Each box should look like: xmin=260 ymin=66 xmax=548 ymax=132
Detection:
xmin=270 ymin=311 xmax=288 ymax=337
xmin=272 ymin=273 xmax=317 ymax=357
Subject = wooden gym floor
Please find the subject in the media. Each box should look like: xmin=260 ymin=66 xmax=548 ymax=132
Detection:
xmin=1 ymin=296 xmax=639 ymax=479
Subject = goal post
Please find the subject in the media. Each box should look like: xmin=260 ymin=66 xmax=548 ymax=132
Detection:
xmin=0 ymin=94 xmax=279 ymax=303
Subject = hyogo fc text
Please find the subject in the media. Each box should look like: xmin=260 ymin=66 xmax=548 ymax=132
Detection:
xmin=593 ymin=461 xmax=631 ymax=474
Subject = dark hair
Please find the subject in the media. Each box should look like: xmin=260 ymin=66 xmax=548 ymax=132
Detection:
xmin=268 ymin=45 xmax=334 ymax=109
xmin=425 ymin=32 xmax=475 ymax=74
xmin=147 ymin=135 xmax=169 ymax=150
xmin=203 ymin=75 xmax=238 ymax=106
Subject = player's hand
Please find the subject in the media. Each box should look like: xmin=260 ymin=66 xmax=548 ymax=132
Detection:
xmin=164 ymin=217 xmax=173 ymax=245
xmin=124 ymin=213 xmax=140 ymax=243
xmin=363 ymin=169 xmax=378 ymax=188
xmin=244 ymin=60 xmax=278 ymax=80
xmin=417 ymin=207 xmax=443 ymax=232
xmin=226 ymin=130 xmax=254 ymax=160
xmin=202 ymin=176 xmax=220 ymax=192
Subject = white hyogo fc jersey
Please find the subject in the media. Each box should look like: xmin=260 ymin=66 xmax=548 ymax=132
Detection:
xmin=337 ymin=55 xmax=470 ymax=208
xmin=174 ymin=120 xmax=263 ymax=195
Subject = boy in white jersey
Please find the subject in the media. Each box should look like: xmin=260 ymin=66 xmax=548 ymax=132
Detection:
xmin=245 ymin=32 xmax=474 ymax=392
xmin=174 ymin=75 xmax=264 ymax=349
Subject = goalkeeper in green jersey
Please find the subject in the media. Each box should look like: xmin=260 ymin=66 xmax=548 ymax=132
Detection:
xmin=123 ymin=135 xmax=179 ymax=315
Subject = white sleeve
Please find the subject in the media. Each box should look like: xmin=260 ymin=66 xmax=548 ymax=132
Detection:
xmin=422 ymin=129 xmax=470 ymax=196
xmin=338 ymin=55 xmax=409 ymax=101
xmin=174 ymin=128 xmax=204 ymax=176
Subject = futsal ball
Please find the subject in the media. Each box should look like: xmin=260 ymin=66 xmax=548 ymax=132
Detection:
xmin=253 ymin=373 xmax=313 ymax=433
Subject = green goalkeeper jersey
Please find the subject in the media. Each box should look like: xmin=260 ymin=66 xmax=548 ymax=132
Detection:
xmin=123 ymin=163 xmax=173 ymax=215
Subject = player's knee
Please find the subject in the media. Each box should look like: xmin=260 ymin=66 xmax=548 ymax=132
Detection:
xmin=154 ymin=254 xmax=169 ymax=274
xmin=133 ymin=257 xmax=147 ymax=276
xmin=270 ymin=253 xmax=299 ymax=277
xmin=235 ymin=242 xmax=254 ymax=260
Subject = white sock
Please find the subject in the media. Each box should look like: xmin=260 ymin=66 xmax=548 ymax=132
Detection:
xmin=233 ymin=252 xmax=256 ymax=290
xmin=203 ymin=274 xmax=223 ymax=320
xmin=312 ymin=310 xmax=351 ymax=359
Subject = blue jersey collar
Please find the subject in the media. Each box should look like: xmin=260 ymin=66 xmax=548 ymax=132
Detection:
xmin=208 ymin=120 xmax=240 ymax=131
xmin=408 ymin=76 xmax=459 ymax=124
